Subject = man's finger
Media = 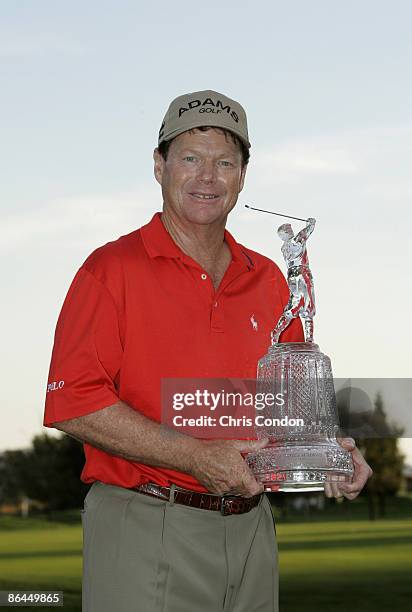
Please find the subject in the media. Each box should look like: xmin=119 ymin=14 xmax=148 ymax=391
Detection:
xmin=337 ymin=437 xmax=356 ymax=451
xmin=231 ymin=438 xmax=270 ymax=453
xmin=339 ymin=478 xmax=368 ymax=495
xmin=324 ymin=482 xmax=343 ymax=499
xmin=341 ymin=490 xmax=359 ymax=501
xmin=340 ymin=463 xmax=372 ymax=495
xmin=226 ymin=468 xmax=264 ymax=497
xmin=324 ymin=483 xmax=333 ymax=498
xmin=330 ymin=482 xmax=343 ymax=498
xmin=239 ymin=459 xmax=266 ymax=496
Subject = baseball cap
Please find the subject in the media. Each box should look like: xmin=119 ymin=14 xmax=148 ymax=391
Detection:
xmin=158 ymin=90 xmax=251 ymax=149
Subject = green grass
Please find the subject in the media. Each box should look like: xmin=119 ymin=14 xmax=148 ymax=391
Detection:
xmin=0 ymin=518 xmax=82 ymax=611
xmin=277 ymin=519 xmax=412 ymax=611
xmin=0 ymin=513 xmax=411 ymax=611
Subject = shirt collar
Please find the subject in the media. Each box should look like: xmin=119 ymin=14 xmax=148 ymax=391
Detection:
xmin=140 ymin=212 xmax=255 ymax=272
xmin=141 ymin=213 xmax=182 ymax=259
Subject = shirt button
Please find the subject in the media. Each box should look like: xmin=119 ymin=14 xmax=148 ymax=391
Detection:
xmin=201 ymin=273 xmax=207 ymax=280
xmin=214 ymin=302 xmax=218 ymax=308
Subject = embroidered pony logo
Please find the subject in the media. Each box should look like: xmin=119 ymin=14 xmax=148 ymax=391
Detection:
xmin=250 ymin=314 xmax=258 ymax=331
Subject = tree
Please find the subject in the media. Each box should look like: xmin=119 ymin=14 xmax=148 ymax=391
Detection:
xmin=0 ymin=433 xmax=89 ymax=511
xmin=356 ymin=392 xmax=404 ymax=519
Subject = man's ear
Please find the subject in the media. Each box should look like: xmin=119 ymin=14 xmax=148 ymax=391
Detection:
xmin=238 ymin=164 xmax=247 ymax=193
xmin=153 ymin=148 xmax=165 ymax=185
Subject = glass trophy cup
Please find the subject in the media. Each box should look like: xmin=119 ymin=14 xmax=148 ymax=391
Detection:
xmin=246 ymin=218 xmax=354 ymax=492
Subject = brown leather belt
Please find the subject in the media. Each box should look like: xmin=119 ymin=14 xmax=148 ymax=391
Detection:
xmin=134 ymin=482 xmax=262 ymax=516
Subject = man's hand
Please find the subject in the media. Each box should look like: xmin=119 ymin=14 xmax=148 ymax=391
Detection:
xmin=190 ymin=438 xmax=269 ymax=497
xmin=324 ymin=437 xmax=373 ymax=500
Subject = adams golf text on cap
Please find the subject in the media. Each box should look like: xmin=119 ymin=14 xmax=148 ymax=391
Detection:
xmin=158 ymin=90 xmax=251 ymax=149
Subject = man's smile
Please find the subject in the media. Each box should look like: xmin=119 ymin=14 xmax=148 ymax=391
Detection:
xmin=189 ymin=192 xmax=221 ymax=201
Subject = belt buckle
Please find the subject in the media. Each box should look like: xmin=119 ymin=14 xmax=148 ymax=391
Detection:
xmin=220 ymin=495 xmax=236 ymax=516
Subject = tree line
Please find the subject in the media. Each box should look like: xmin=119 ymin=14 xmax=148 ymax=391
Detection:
xmin=0 ymin=433 xmax=88 ymax=511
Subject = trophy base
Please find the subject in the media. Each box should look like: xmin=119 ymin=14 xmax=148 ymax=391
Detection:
xmin=255 ymin=469 xmax=352 ymax=493
xmin=246 ymin=443 xmax=354 ymax=493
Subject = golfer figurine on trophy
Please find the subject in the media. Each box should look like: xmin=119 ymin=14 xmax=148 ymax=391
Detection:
xmin=245 ymin=206 xmax=354 ymax=492
xmin=271 ymin=218 xmax=316 ymax=344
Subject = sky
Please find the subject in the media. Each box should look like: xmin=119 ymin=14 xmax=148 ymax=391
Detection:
xmin=1 ymin=0 xmax=411 ymax=462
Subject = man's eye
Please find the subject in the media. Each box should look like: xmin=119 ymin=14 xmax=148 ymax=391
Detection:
xmin=218 ymin=160 xmax=232 ymax=167
xmin=183 ymin=156 xmax=197 ymax=162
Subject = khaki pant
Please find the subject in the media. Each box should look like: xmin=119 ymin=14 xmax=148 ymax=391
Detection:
xmin=81 ymin=481 xmax=278 ymax=612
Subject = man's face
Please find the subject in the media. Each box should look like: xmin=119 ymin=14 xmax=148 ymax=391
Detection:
xmin=153 ymin=128 xmax=247 ymax=227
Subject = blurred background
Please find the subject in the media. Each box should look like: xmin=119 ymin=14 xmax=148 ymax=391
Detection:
xmin=1 ymin=1 xmax=411 ymax=610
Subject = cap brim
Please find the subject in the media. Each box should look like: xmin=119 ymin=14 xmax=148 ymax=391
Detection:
xmin=160 ymin=118 xmax=251 ymax=149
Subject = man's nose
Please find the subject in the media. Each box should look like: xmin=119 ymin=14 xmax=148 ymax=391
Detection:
xmin=197 ymin=160 xmax=216 ymax=183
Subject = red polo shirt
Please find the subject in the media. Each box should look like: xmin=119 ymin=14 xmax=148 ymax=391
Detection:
xmin=44 ymin=212 xmax=303 ymax=491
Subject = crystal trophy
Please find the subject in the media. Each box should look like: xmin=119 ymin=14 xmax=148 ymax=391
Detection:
xmin=246 ymin=217 xmax=354 ymax=492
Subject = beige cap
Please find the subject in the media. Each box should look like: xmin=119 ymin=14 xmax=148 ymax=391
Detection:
xmin=158 ymin=90 xmax=251 ymax=149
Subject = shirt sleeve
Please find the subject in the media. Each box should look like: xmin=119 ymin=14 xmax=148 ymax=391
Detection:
xmin=43 ymin=267 xmax=123 ymax=426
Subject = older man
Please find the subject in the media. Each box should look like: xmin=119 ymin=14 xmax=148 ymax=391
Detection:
xmin=44 ymin=90 xmax=371 ymax=612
